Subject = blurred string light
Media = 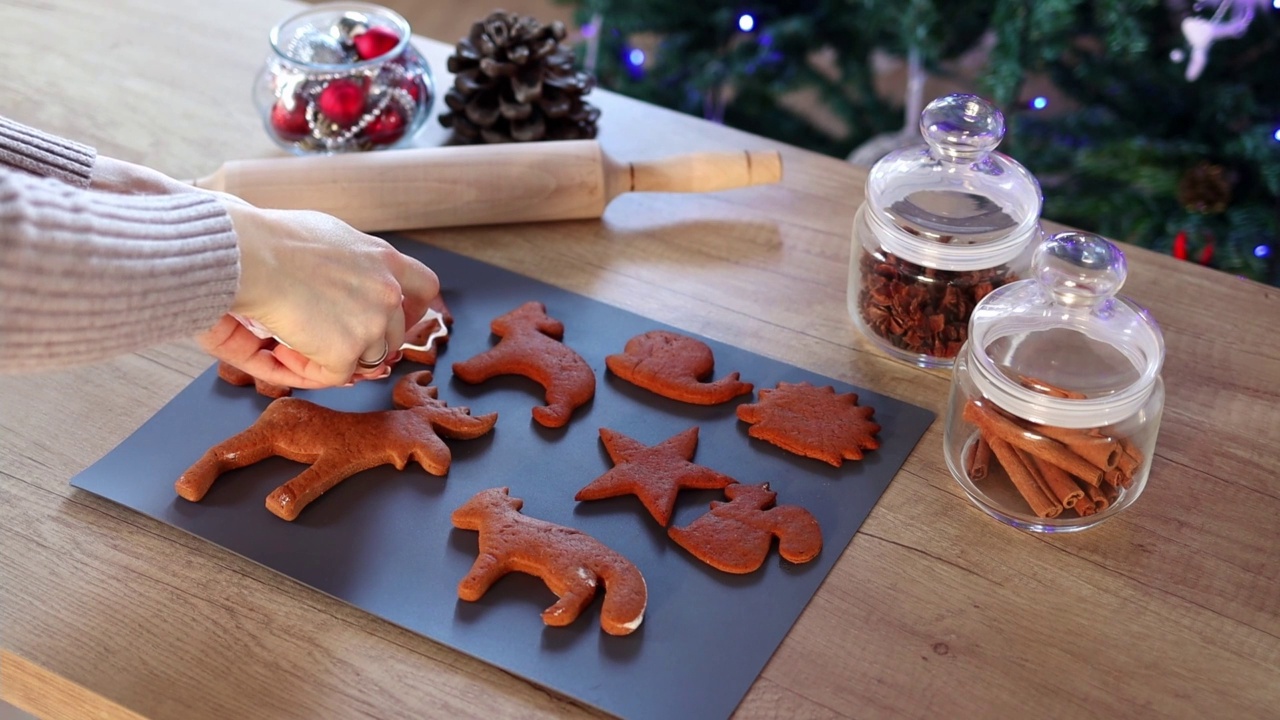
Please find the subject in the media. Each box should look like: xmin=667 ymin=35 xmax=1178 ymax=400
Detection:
xmin=1031 ymin=96 xmax=1049 ymax=110
xmin=627 ymin=48 xmax=645 ymax=67
xmin=737 ymin=13 xmax=756 ymax=32
xmin=1273 ymin=127 xmax=1280 ymax=141
xmin=1257 ymin=245 xmax=1272 ymax=258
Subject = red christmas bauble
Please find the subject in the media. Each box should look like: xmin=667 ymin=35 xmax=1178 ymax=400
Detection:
xmin=1172 ymin=230 xmax=1189 ymax=261
xmin=318 ymin=80 xmax=366 ymax=126
xmin=365 ymin=108 xmax=406 ymax=145
xmin=1199 ymin=235 xmax=1215 ymax=266
xmin=269 ymin=99 xmax=309 ymax=139
xmin=354 ymin=26 xmax=400 ymax=60
xmin=401 ymin=76 xmax=422 ymax=103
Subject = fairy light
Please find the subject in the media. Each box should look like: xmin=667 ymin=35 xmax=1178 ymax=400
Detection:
xmin=737 ymin=13 xmax=756 ymax=32
xmin=1031 ymin=96 xmax=1049 ymax=110
xmin=1273 ymin=127 xmax=1280 ymax=141
xmin=627 ymin=48 xmax=645 ymax=67
xmin=1256 ymin=245 xmax=1272 ymax=258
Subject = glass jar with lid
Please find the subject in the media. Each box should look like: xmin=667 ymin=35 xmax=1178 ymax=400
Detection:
xmin=848 ymin=93 xmax=1043 ymax=368
xmin=253 ymin=2 xmax=435 ymax=154
xmin=943 ymin=231 xmax=1166 ymax=532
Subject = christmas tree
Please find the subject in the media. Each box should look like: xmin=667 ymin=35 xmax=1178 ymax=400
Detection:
xmin=561 ymin=0 xmax=1280 ymax=284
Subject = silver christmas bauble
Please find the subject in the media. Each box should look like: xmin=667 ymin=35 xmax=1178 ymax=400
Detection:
xmin=333 ymin=12 xmax=371 ymax=44
xmin=288 ymin=28 xmax=352 ymax=65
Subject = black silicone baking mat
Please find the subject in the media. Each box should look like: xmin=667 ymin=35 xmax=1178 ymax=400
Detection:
xmin=72 ymin=239 xmax=934 ymax=720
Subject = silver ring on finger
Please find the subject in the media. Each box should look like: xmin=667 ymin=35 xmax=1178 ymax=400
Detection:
xmin=356 ymin=340 xmax=390 ymax=370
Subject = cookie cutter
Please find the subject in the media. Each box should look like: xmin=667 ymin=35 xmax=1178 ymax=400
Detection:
xmin=232 ymin=306 xmax=448 ymax=355
xmin=400 ymin=307 xmax=448 ymax=353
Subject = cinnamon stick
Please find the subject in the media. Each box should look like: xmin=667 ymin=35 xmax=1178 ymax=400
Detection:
xmin=1027 ymin=423 xmax=1121 ymax=471
xmin=987 ymin=438 xmax=1061 ymax=519
xmin=1031 ymin=456 xmax=1085 ymax=509
xmin=1016 ymin=448 xmax=1061 ymax=511
xmin=962 ymin=400 xmax=1105 ymax=487
xmin=1117 ymin=436 xmax=1143 ymax=477
xmin=1102 ymin=482 xmax=1120 ymax=506
xmin=1074 ymin=491 xmax=1097 ymax=517
xmin=1017 ymin=375 xmax=1087 ymax=400
xmin=970 ymin=436 xmax=992 ymax=480
xmin=1084 ymin=481 xmax=1110 ymax=512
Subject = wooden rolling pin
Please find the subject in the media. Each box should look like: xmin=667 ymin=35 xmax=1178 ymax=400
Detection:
xmin=192 ymin=140 xmax=782 ymax=232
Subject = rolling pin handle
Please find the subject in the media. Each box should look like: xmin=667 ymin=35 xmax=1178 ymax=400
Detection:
xmin=620 ymin=149 xmax=783 ymax=196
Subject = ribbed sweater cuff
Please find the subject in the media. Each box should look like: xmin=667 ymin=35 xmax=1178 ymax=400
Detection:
xmin=0 ymin=117 xmax=96 ymax=188
xmin=0 ymin=172 xmax=239 ymax=371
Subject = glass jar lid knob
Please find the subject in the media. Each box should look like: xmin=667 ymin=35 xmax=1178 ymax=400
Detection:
xmin=1034 ymin=231 xmax=1128 ymax=308
xmin=920 ymin=94 xmax=1005 ymax=162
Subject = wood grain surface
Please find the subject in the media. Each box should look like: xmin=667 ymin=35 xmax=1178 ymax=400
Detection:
xmin=1 ymin=1 xmax=1278 ymax=718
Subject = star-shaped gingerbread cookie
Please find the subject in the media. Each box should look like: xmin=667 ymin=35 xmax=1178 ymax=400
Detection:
xmin=575 ymin=426 xmax=735 ymax=527
xmin=736 ymin=381 xmax=880 ymax=466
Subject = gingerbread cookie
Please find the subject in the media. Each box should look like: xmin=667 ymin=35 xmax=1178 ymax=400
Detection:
xmin=402 ymin=294 xmax=453 ymax=365
xmin=605 ymin=330 xmax=753 ymax=405
xmin=736 ymin=381 xmax=880 ymax=466
xmin=668 ymin=482 xmax=822 ymax=574
xmin=176 ymin=370 xmax=497 ymax=521
xmin=217 ymin=361 xmax=291 ymax=399
xmin=451 ymin=487 xmax=648 ymax=636
xmin=451 ymin=301 xmax=595 ymax=428
xmin=575 ymin=427 xmax=735 ymax=527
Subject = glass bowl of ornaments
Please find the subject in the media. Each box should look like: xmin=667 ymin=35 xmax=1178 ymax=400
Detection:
xmin=253 ymin=2 xmax=434 ymax=154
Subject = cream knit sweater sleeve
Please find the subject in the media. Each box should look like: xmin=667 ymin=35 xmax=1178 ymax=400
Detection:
xmin=0 ymin=117 xmax=239 ymax=372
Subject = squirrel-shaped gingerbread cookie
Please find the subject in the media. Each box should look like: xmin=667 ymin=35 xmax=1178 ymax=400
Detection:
xmin=452 ymin=301 xmax=595 ymax=428
xmin=606 ymin=330 xmax=753 ymax=405
xmin=451 ymin=487 xmax=648 ymax=636
xmin=176 ymin=370 xmax=497 ymax=521
xmin=668 ymin=482 xmax=822 ymax=574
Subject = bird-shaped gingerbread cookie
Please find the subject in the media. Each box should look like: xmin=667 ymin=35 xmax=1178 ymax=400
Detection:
xmin=606 ymin=330 xmax=753 ymax=405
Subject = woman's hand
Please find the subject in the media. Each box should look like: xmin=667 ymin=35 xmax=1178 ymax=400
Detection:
xmin=197 ymin=201 xmax=439 ymax=388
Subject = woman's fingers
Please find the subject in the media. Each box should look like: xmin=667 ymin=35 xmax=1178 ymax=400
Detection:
xmin=354 ymin=303 xmax=406 ymax=377
xmin=395 ymin=256 xmax=439 ymax=332
xmin=195 ymin=316 xmax=327 ymax=389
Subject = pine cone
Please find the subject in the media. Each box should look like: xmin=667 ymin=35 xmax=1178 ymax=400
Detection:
xmin=1177 ymin=161 xmax=1233 ymax=214
xmin=439 ymin=12 xmax=600 ymax=143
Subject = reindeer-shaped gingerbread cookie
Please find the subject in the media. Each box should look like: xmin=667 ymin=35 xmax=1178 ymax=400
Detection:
xmin=176 ymin=370 xmax=497 ymax=521
xmin=668 ymin=482 xmax=822 ymax=574
xmin=606 ymin=330 xmax=753 ymax=405
xmin=451 ymin=487 xmax=648 ymax=636
xmin=451 ymin=301 xmax=595 ymax=428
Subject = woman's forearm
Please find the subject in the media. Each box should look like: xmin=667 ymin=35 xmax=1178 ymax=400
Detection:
xmin=0 ymin=116 xmax=96 ymax=188
xmin=0 ymin=170 xmax=239 ymax=371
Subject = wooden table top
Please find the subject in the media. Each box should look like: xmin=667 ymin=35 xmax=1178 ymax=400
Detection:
xmin=2 ymin=1 xmax=1278 ymax=718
